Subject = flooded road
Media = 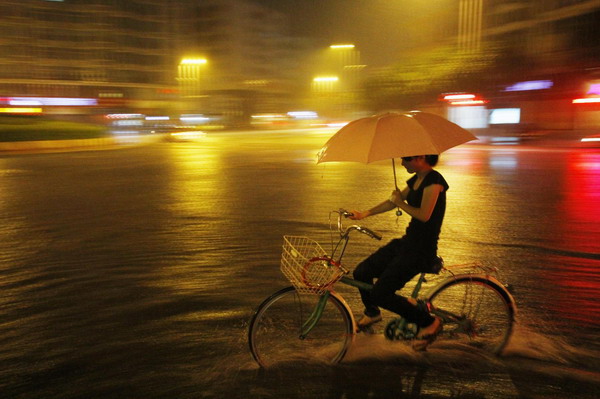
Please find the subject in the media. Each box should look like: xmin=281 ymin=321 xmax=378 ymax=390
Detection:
xmin=0 ymin=129 xmax=599 ymax=398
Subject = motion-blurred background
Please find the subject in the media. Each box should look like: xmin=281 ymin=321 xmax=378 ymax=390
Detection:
xmin=0 ymin=0 xmax=599 ymax=144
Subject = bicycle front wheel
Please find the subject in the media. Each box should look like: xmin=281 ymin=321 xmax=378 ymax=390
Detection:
xmin=426 ymin=276 xmax=515 ymax=355
xmin=248 ymin=286 xmax=354 ymax=368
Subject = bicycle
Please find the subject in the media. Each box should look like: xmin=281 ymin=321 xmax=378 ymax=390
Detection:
xmin=248 ymin=210 xmax=517 ymax=368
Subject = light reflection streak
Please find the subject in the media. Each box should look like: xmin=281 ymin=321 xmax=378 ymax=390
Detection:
xmin=489 ymin=150 xmax=518 ymax=169
xmin=541 ymin=151 xmax=600 ymax=327
xmin=437 ymin=150 xmax=520 ymax=265
xmin=148 ymin=136 xmax=227 ymax=293
xmin=556 ymin=151 xmax=600 ymax=253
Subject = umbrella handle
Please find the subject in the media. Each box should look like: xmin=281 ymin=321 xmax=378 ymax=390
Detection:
xmin=392 ymin=158 xmax=399 ymax=190
xmin=392 ymin=159 xmax=402 ymax=216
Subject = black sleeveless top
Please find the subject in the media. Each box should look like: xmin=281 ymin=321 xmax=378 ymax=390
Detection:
xmin=403 ymin=170 xmax=449 ymax=255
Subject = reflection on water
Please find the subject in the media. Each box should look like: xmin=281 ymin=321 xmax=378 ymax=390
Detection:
xmin=0 ymin=132 xmax=599 ymax=398
xmin=558 ymin=151 xmax=600 ymax=253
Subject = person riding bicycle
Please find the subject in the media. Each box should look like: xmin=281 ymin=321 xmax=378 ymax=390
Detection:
xmin=349 ymin=154 xmax=448 ymax=351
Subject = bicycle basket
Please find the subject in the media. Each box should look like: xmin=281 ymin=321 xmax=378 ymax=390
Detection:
xmin=281 ymin=236 xmax=344 ymax=294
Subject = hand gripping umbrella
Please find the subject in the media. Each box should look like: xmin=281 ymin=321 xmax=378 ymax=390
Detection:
xmin=317 ymin=111 xmax=477 ymax=189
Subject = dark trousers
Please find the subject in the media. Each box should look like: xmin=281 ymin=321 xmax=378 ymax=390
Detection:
xmin=352 ymin=238 xmax=435 ymax=327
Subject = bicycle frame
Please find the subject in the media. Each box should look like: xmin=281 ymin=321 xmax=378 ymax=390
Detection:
xmin=250 ymin=210 xmax=517 ymax=368
xmin=302 ymin=270 xmax=505 ymax=342
xmin=299 ymin=210 xmax=501 ymax=340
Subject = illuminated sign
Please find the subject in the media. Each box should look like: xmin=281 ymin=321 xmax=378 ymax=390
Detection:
xmin=573 ymin=98 xmax=600 ymax=104
xmin=449 ymin=100 xmax=486 ymax=106
xmin=443 ymin=94 xmax=476 ymax=100
xmin=288 ymin=111 xmax=318 ymax=119
xmin=1 ymin=97 xmax=97 ymax=106
xmin=587 ymin=83 xmax=600 ymax=96
xmin=489 ymin=108 xmax=521 ymax=124
xmin=504 ymin=80 xmax=553 ymax=92
xmin=442 ymin=93 xmax=486 ymax=106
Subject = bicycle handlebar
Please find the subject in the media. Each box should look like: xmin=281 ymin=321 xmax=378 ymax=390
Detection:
xmin=335 ymin=209 xmax=382 ymax=241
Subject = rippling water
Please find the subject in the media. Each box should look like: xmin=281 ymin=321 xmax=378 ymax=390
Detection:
xmin=0 ymin=130 xmax=599 ymax=398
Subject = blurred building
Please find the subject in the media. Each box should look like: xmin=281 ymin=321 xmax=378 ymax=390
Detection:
xmin=310 ymin=45 xmax=366 ymax=120
xmin=484 ymin=0 xmax=600 ymax=74
xmin=0 ymin=0 xmax=315 ymax=128
xmin=170 ymin=0 xmax=312 ymax=127
xmin=0 ymin=0 xmax=176 ymax=119
xmin=448 ymin=0 xmax=600 ymax=132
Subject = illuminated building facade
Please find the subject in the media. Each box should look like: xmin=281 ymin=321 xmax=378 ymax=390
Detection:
xmin=0 ymin=0 xmax=309 ymax=124
xmin=0 ymin=0 xmax=174 ymax=115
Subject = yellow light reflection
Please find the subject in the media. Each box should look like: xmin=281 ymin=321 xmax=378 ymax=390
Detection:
xmin=436 ymin=148 xmax=520 ymax=266
xmin=147 ymin=136 xmax=226 ymax=293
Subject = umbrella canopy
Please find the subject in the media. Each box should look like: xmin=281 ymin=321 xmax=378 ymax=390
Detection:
xmin=317 ymin=111 xmax=477 ymax=164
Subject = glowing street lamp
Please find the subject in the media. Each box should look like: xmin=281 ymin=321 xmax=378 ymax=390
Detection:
xmin=177 ymin=57 xmax=208 ymax=97
xmin=312 ymin=76 xmax=339 ymax=93
xmin=180 ymin=58 xmax=207 ymax=65
xmin=329 ymin=44 xmax=355 ymax=49
xmin=313 ymin=76 xmax=339 ymax=82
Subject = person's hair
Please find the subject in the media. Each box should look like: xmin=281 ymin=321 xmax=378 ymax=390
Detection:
xmin=424 ymin=154 xmax=439 ymax=166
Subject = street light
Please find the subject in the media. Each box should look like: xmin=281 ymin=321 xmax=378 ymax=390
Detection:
xmin=312 ymin=76 xmax=339 ymax=92
xmin=177 ymin=57 xmax=208 ymax=97
xmin=326 ymin=43 xmax=363 ymax=119
xmin=180 ymin=58 xmax=207 ymax=65
xmin=329 ymin=44 xmax=355 ymax=49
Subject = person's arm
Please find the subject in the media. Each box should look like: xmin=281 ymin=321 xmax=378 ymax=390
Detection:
xmin=390 ymin=184 xmax=443 ymax=222
xmin=350 ymin=185 xmax=411 ymax=220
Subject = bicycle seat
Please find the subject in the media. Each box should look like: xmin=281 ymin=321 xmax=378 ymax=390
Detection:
xmin=425 ymin=256 xmax=444 ymax=274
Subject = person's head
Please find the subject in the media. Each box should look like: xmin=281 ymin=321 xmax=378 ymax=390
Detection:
xmin=401 ymin=154 xmax=439 ymax=166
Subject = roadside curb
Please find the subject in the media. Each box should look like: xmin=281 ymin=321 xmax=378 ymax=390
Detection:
xmin=0 ymin=134 xmax=165 ymax=154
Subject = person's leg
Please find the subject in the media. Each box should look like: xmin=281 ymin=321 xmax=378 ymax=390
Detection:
xmin=369 ymin=254 xmax=435 ymax=327
xmin=353 ymin=239 xmax=402 ymax=317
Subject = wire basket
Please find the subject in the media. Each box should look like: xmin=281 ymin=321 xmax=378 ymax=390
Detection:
xmin=281 ymin=236 xmax=345 ymax=294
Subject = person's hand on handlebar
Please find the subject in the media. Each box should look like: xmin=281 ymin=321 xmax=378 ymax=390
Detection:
xmin=349 ymin=210 xmax=370 ymax=220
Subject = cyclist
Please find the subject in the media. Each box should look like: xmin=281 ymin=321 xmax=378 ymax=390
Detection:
xmin=349 ymin=154 xmax=448 ymax=351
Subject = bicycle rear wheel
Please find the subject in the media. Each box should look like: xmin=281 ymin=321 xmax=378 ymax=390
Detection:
xmin=248 ymin=286 xmax=354 ymax=368
xmin=426 ymin=276 xmax=515 ymax=355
